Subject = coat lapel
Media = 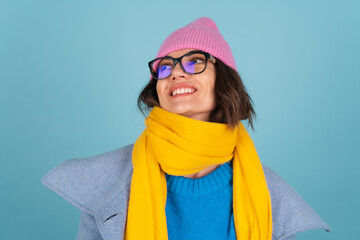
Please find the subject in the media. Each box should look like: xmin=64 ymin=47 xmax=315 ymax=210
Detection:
xmin=95 ymin=184 xmax=131 ymax=240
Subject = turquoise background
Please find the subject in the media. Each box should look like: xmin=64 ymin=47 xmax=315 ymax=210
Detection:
xmin=1 ymin=0 xmax=359 ymax=239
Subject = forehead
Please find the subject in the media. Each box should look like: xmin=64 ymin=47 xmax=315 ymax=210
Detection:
xmin=166 ymin=49 xmax=198 ymax=58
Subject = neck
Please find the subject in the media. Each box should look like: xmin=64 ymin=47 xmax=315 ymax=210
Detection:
xmin=182 ymin=164 xmax=221 ymax=179
xmin=177 ymin=112 xmax=210 ymax=122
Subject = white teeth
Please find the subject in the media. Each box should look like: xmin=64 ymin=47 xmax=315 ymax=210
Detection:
xmin=172 ymin=88 xmax=196 ymax=96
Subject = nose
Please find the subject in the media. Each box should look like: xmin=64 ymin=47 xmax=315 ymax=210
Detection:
xmin=171 ymin=61 xmax=186 ymax=80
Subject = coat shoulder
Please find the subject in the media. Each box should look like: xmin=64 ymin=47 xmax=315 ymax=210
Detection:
xmin=262 ymin=165 xmax=331 ymax=240
xmin=41 ymin=144 xmax=134 ymax=214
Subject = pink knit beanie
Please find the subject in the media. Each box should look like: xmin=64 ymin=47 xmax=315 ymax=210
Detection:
xmin=155 ymin=17 xmax=237 ymax=70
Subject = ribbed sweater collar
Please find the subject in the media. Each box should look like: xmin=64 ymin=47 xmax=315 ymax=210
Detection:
xmin=165 ymin=160 xmax=233 ymax=196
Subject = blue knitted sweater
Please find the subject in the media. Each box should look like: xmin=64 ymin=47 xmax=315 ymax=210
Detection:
xmin=165 ymin=161 xmax=236 ymax=240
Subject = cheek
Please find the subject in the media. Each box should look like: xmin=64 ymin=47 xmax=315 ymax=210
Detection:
xmin=208 ymin=75 xmax=216 ymax=100
xmin=208 ymin=77 xmax=217 ymax=108
xmin=156 ymin=81 xmax=166 ymax=105
xmin=156 ymin=82 xmax=161 ymax=96
xmin=206 ymin=67 xmax=216 ymax=99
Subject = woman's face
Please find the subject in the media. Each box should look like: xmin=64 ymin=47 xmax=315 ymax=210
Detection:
xmin=156 ymin=49 xmax=216 ymax=122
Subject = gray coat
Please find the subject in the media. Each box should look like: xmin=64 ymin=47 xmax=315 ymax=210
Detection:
xmin=42 ymin=144 xmax=330 ymax=240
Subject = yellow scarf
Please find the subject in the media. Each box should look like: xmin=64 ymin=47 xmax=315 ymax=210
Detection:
xmin=124 ymin=107 xmax=272 ymax=240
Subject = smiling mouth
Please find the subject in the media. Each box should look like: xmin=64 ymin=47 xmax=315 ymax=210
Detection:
xmin=170 ymin=88 xmax=197 ymax=96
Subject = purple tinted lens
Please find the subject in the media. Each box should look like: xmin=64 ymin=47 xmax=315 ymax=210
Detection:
xmin=183 ymin=61 xmax=196 ymax=73
xmin=158 ymin=65 xmax=172 ymax=79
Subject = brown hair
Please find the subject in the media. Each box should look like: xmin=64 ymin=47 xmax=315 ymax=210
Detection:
xmin=137 ymin=59 xmax=256 ymax=130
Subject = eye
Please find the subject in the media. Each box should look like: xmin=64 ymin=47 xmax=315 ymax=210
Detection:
xmin=190 ymin=58 xmax=204 ymax=64
xmin=157 ymin=64 xmax=172 ymax=79
xmin=159 ymin=65 xmax=171 ymax=71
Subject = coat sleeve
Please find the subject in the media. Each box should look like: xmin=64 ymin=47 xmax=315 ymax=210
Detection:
xmin=77 ymin=212 xmax=103 ymax=240
xmin=262 ymin=165 xmax=331 ymax=240
xmin=278 ymin=234 xmax=295 ymax=240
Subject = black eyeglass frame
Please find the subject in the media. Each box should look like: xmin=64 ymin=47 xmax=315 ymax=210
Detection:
xmin=148 ymin=50 xmax=216 ymax=80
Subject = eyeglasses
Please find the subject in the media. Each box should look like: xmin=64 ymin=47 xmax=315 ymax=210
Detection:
xmin=148 ymin=50 xmax=216 ymax=80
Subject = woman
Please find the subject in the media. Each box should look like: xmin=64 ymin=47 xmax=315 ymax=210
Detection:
xmin=42 ymin=17 xmax=330 ymax=240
